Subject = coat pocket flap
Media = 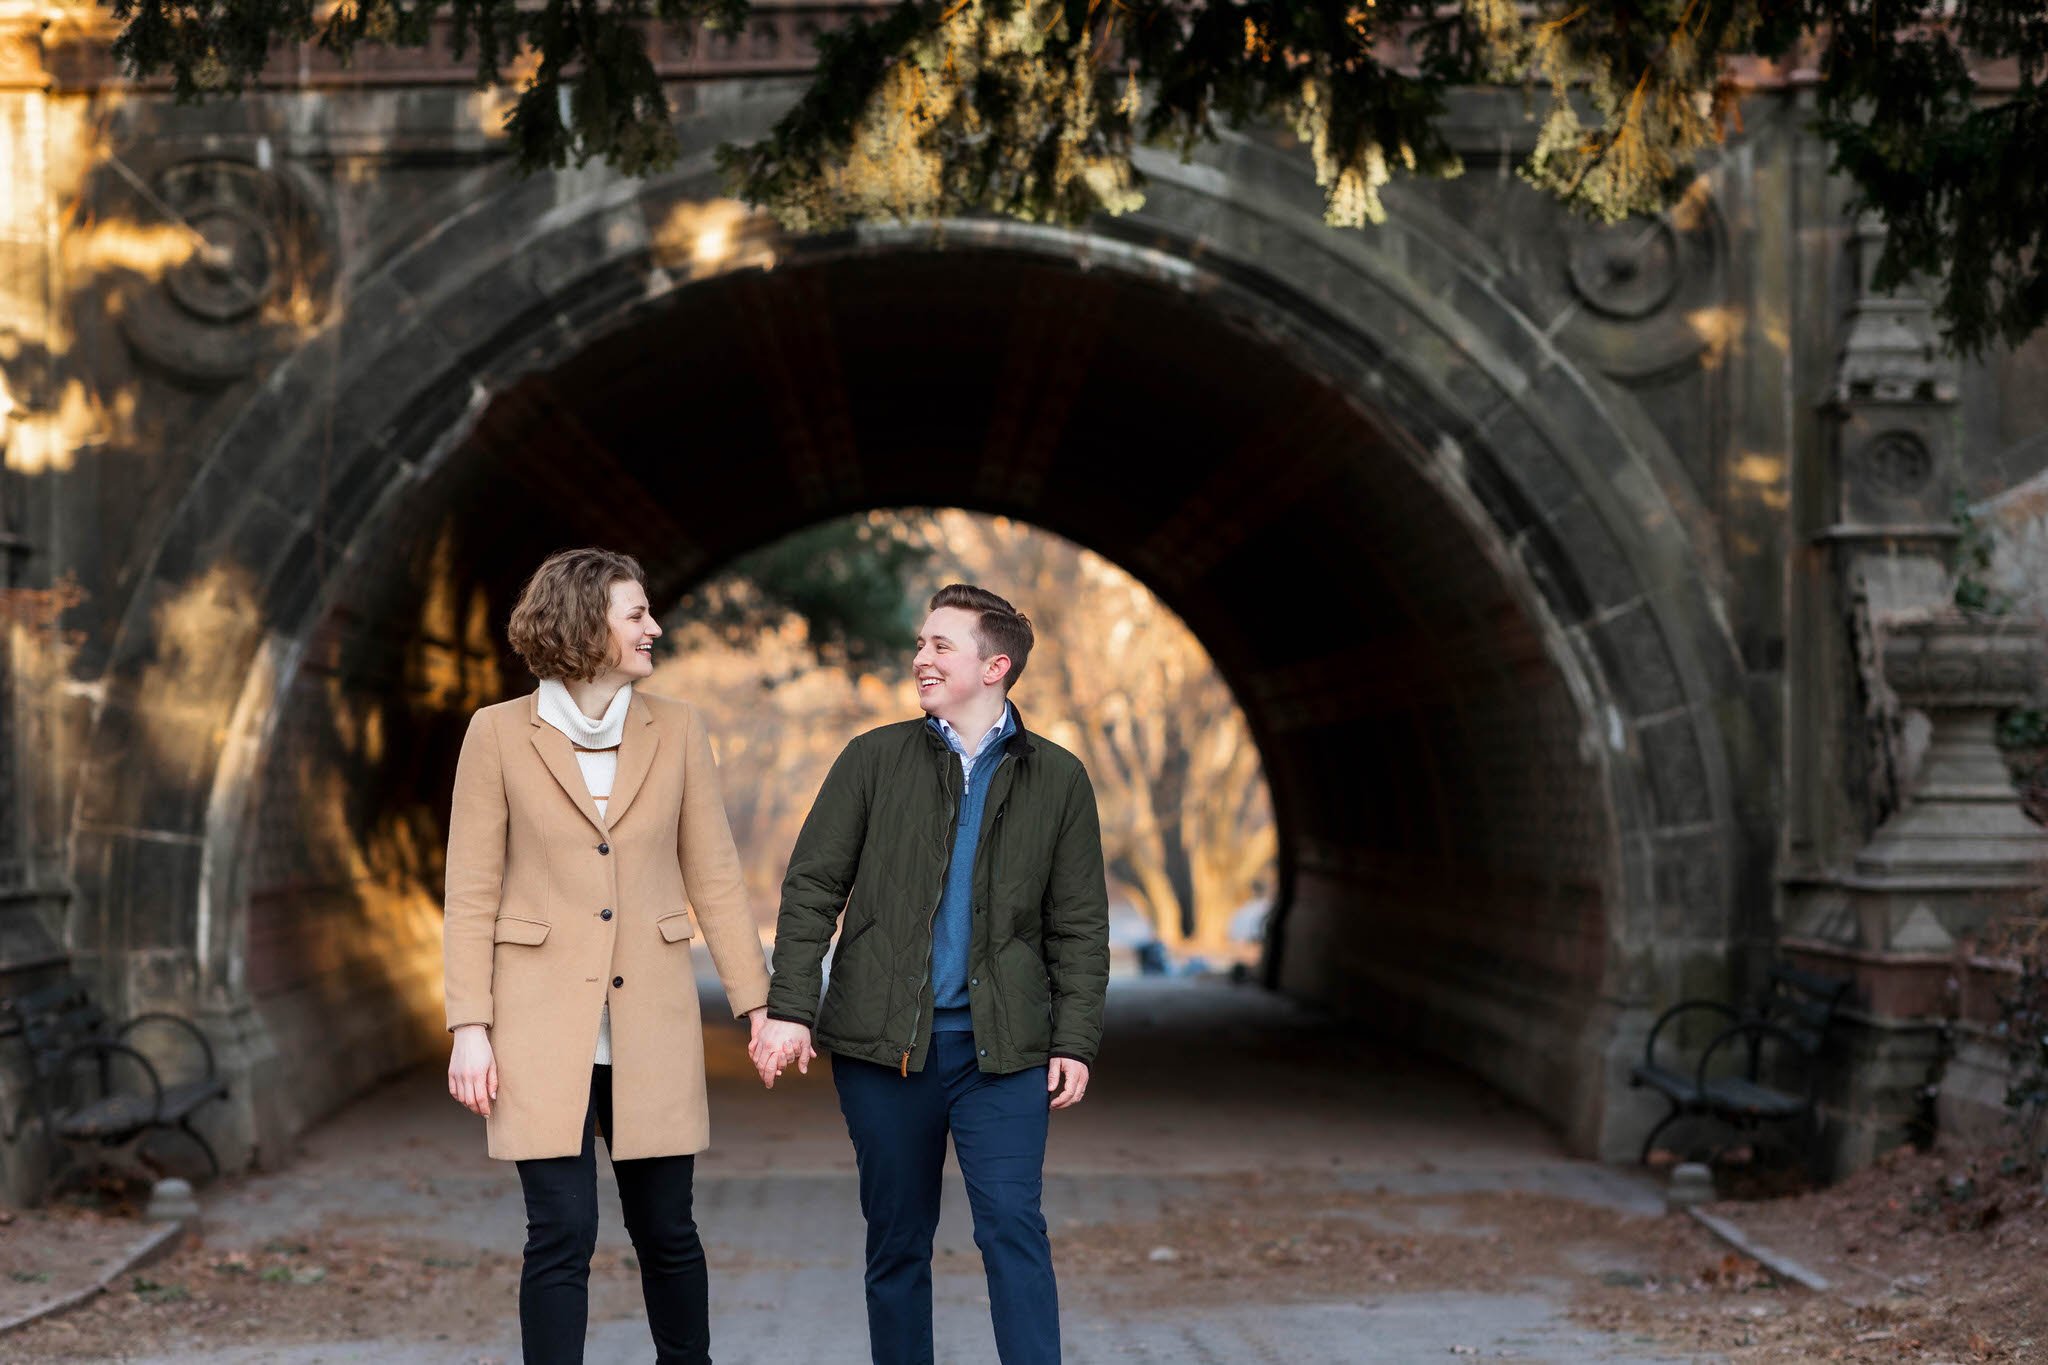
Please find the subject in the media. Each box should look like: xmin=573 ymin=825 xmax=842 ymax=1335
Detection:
xmin=492 ymin=917 xmax=551 ymax=946
xmin=656 ymin=913 xmax=695 ymax=943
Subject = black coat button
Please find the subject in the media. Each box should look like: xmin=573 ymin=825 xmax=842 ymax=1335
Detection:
xmin=970 ymin=977 xmax=979 ymax=987
xmin=600 ymin=908 xmax=613 ymax=921
xmin=612 ymin=976 xmax=624 ymax=988
xmin=597 ymin=842 xmax=610 ymax=855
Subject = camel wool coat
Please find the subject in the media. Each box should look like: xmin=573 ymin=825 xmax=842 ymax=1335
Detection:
xmin=443 ymin=689 xmax=770 ymax=1161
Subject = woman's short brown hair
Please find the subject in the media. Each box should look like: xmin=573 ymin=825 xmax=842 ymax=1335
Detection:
xmin=507 ymin=548 xmax=647 ymax=681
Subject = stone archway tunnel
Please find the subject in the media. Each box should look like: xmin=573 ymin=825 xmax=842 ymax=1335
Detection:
xmin=116 ymin=230 xmax=1749 ymax=1174
xmin=31 ymin=102 xmax=1771 ymax=1192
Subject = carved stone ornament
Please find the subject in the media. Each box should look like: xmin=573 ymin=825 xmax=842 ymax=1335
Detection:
xmin=1831 ymin=214 xmax=1957 ymax=408
xmin=1855 ymin=430 xmax=1935 ymax=500
xmin=1879 ymin=611 xmax=2042 ymax=710
xmin=117 ymin=159 xmax=333 ymax=385
xmin=1554 ymin=196 xmax=1723 ymax=381
xmin=1855 ymin=611 xmax=2048 ymax=890
xmin=1567 ymin=220 xmax=1681 ymax=321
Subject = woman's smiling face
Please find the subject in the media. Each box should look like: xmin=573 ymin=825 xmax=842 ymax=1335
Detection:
xmin=601 ymin=578 xmax=661 ymax=683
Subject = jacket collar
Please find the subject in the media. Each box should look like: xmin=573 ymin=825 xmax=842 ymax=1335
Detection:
xmin=528 ymin=688 xmax=660 ymax=832
xmin=921 ymin=700 xmax=1038 ymax=758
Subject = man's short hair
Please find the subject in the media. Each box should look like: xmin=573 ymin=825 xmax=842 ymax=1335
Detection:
xmin=929 ymin=583 xmax=1034 ymax=689
xmin=508 ymin=547 xmax=647 ymax=681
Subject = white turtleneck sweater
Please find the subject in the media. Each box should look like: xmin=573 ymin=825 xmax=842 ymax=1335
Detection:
xmin=536 ymin=678 xmax=633 ymax=1067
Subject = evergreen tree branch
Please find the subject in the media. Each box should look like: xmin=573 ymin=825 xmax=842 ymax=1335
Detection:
xmin=107 ymin=0 xmax=2048 ymax=352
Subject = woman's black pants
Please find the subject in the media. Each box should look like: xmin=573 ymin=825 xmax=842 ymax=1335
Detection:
xmin=515 ymin=1065 xmax=709 ymax=1364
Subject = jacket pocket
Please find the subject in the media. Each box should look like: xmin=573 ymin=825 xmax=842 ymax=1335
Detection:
xmin=656 ymin=912 xmax=695 ymax=943
xmin=493 ymin=917 xmax=551 ymax=946
xmin=1004 ymin=937 xmax=1053 ymax=1051
xmin=838 ymin=913 xmax=877 ymax=955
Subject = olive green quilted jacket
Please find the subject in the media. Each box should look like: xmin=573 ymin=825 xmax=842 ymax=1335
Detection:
xmin=766 ymin=710 xmax=1110 ymax=1074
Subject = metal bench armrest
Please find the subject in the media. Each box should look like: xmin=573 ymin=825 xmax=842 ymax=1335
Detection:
xmin=47 ymin=1040 xmax=167 ymax=1120
xmin=1642 ymin=999 xmax=1740 ymax=1069
xmin=118 ymin=1012 xmax=220 ymax=1080
xmin=1694 ymin=1020 xmax=1819 ymax=1104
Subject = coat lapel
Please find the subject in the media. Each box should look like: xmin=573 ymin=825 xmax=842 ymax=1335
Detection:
xmin=602 ymin=696 xmax=660 ymax=829
xmin=528 ymin=694 xmax=608 ymax=836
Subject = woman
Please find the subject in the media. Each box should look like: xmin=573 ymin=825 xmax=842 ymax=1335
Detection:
xmin=443 ymin=547 xmax=771 ymax=1365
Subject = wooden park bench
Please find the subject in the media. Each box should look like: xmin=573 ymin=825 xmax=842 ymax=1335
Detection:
xmin=1630 ymin=963 xmax=1852 ymax=1169
xmin=1 ymin=976 xmax=229 ymax=1188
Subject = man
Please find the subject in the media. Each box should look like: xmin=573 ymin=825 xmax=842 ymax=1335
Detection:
xmin=752 ymin=583 xmax=1110 ymax=1365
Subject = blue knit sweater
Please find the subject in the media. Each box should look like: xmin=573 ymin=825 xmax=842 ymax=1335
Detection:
xmin=928 ymin=704 xmax=1016 ymax=1033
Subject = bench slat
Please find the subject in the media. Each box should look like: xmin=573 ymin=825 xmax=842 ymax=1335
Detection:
xmin=1700 ymin=1077 xmax=1806 ymax=1119
xmin=24 ymin=1004 xmax=108 ymax=1050
xmin=51 ymin=1079 xmax=227 ymax=1141
xmin=1630 ymin=1064 xmax=1701 ymax=1103
xmin=7 ymin=979 xmax=94 ymax=1018
xmin=162 ymin=1077 xmax=229 ymax=1114
xmin=56 ymin=1093 xmax=159 ymax=1139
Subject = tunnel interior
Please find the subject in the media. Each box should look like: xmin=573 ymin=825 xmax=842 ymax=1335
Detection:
xmin=231 ymin=249 xmax=1620 ymax=1153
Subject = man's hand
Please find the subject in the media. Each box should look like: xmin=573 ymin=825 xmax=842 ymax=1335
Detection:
xmin=1047 ymin=1057 xmax=1090 ymax=1110
xmin=448 ymin=1024 xmax=497 ymax=1117
xmin=750 ymin=1018 xmax=816 ymax=1088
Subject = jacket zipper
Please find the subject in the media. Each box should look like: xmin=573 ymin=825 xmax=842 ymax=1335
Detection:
xmin=983 ymin=800 xmax=1009 ymax=1054
xmin=903 ymin=753 xmax=965 ymax=1076
xmin=901 ymin=740 xmax=1015 ymax=1076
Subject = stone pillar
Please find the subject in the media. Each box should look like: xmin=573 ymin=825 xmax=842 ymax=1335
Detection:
xmin=0 ymin=3 xmax=61 ymax=958
xmin=0 ymin=0 xmax=69 ymax=1205
xmin=1784 ymin=215 xmax=2048 ymax=1172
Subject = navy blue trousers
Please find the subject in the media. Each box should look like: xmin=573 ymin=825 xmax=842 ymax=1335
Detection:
xmin=832 ymin=1032 xmax=1059 ymax=1365
xmin=515 ymin=1066 xmax=708 ymax=1365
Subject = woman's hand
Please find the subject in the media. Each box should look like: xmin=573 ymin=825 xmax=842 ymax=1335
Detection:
xmin=449 ymin=1024 xmax=497 ymax=1117
xmin=749 ymin=1016 xmax=815 ymax=1088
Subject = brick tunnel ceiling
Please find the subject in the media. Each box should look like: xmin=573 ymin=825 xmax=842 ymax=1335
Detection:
xmin=426 ymin=249 xmax=1610 ymax=1090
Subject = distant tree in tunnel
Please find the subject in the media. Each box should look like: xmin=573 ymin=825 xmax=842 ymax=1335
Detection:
xmin=929 ymin=513 xmax=1277 ymax=952
xmin=110 ymin=0 xmax=2048 ymax=352
xmin=651 ymin=509 xmax=1276 ymax=952
xmin=678 ymin=514 xmax=933 ymax=672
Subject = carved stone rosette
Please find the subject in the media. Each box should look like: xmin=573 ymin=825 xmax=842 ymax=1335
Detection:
xmin=1854 ymin=612 xmax=2047 ymax=899
xmin=1824 ymin=214 xmax=1960 ymax=538
xmin=1554 ymin=199 xmax=1723 ymax=382
xmin=115 ymin=159 xmax=334 ymax=385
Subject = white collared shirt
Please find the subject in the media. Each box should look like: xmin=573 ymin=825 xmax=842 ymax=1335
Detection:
xmin=934 ymin=703 xmax=1016 ymax=793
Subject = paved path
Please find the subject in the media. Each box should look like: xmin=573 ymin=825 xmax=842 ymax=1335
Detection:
xmin=137 ymin=973 xmax=1705 ymax=1363
xmin=128 ymin=1289 xmax=1690 ymax=1363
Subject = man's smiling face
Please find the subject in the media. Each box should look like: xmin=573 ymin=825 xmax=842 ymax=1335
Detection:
xmin=912 ymin=605 xmax=1003 ymax=723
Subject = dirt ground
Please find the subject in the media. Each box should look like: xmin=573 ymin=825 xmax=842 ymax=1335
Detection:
xmin=5 ymin=1216 xmax=634 ymax=1363
xmin=8 ymin=1145 xmax=2041 ymax=1363
xmin=1596 ymin=1144 xmax=2048 ymax=1364
xmin=1058 ymin=1149 xmax=2048 ymax=1363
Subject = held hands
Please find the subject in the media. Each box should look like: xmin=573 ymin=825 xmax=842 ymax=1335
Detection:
xmin=749 ymin=1013 xmax=816 ymax=1088
xmin=448 ymin=1024 xmax=497 ymax=1117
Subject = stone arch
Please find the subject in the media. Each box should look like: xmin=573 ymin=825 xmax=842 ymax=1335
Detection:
xmin=70 ymin=94 xmax=1761 ymax=1162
